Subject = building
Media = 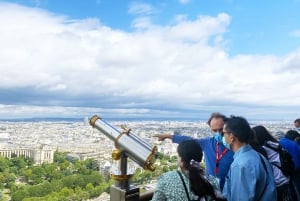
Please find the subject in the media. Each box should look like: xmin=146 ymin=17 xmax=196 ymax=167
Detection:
xmin=0 ymin=145 xmax=54 ymax=164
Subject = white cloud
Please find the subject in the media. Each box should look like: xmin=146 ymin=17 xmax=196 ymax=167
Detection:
xmin=289 ymin=29 xmax=300 ymax=37
xmin=178 ymin=0 xmax=191 ymax=4
xmin=128 ymin=2 xmax=155 ymax=16
xmin=0 ymin=3 xmax=299 ymax=120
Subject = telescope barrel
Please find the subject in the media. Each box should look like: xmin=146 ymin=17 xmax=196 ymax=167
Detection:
xmin=120 ymin=124 xmax=152 ymax=151
xmin=90 ymin=115 xmax=157 ymax=171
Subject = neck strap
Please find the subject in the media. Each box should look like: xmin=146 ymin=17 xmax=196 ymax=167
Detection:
xmin=177 ymin=170 xmax=191 ymax=201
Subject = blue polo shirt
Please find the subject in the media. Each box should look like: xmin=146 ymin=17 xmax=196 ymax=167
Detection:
xmin=280 ymin=137 xmax=300 ymax=171
xmin=172 ymin=135 xmax=233 ymax=190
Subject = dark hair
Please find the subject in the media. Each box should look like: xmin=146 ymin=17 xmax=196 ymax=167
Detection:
xmin=294 ymin=118 xmax=300 ymax=124
xmin=286 ymin=130 xmax=300 ymax=140
xmin=207 ymin=112 xmax=227 ymax=126
xmin=177 ymin=140 xmax=203 ymax=167
xmin=224 ymin=115 xmax=252 ymax=143
xmin=252 ymin=125 xmax=278 ymax=145
xmin=177 ymin=140 xmax=221 ymax=200
xmin=249 ymin=126 xmax=276 ymax=158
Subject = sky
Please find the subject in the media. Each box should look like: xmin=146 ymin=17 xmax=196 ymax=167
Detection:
xmin=0 ymin=0 xmax=300 ymax=121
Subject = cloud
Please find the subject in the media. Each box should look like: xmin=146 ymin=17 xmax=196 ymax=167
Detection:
xmin=128 ymin=2 xmax=155 ymax=16
xmin=0 ymin=2 xmax=299 ymax=120
xmin=178 ymin=0 xmax=191 ymax=4
xmin=290 ymin=29 xmax=300 ymax=37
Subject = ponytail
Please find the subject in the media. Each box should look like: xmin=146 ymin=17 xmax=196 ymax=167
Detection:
xmin=177 ymin=140 xmax=225 ymax=201
xmin=189 ymin=160 xmax=218 ymax=200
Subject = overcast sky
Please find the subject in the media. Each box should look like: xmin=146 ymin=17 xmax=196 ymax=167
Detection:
xmin=0 ymin=0 xmax=299 ymax=121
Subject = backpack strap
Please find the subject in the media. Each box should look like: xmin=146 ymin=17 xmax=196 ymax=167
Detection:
xmin=264 ymin=142 xmax=280 ymax=152
xmin=257 ymin=154 xmax=268 ymax=200
xmin=177 ymin=170 xmax=191 ymax=201
xmin=259 ymin=154 xmax=267 ymax=172
xmin=264 ymin=143 xmax=285 ymax=171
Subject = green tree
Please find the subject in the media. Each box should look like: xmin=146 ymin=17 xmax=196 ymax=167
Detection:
xmin=42 ymin=163 xmax=62 ymax=181
xmin=31 ymin=166 xmax=46 ymax=184
xmin=162 ymin=166 xmax=169 ymax=172
xmin=8 ymin=181 xmax=17 ymax=192
xmin=11 ymin=189 xmax=29 ymax=201
xmin=84 ymin=158 xmax=99 ymax=171
xmin=90 ymin=185 xmax=103 ymax=198
xmin=28 ymin=181 xmax=52 ymax=197
xmin=85 ymin=183 xmax=94 ymax=193
xmin=59 ymin=161 xmax=70 ymax=172
xmin=74 ymin=186 xmax=90 ymax=200
xmin=10 ymin=157 xmax=27 ymax=170
xmin=53 ymin=151 xmax=67 ymax=164
xmin=0 ymin=157 xmax=10 ymax=172
xmin=73 ymin=175 xmax=86 ymax=189
xmin=50 ymin=180 xmax=64 ymax=192
xmin=59 ymin=187 xmax=74 ymax=197
xmin=21 ymin=169 xmax=33 ymax=182
xmin=73 ymin=160 xmax=89 ymax=174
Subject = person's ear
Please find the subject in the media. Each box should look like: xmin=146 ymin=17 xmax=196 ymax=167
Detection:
xmin=229 ymin=133 xmax=235 ymax=143
xmin=178 ymin=156 xmax=184 ymax=168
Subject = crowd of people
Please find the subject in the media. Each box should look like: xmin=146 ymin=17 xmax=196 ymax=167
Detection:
xmin=151 ymin=113 xmax=300 ymax=201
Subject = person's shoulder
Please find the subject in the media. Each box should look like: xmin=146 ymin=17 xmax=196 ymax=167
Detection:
xmin=157 ymin=171 xmax=182 ymax=187
xmin=233 ymin=151 xmax=261 ymax=169
xmin=159 ymin=170 xmax=179 ymax=180
xmin=234 ymin=146 xmax=258 ymax=161
xmin=279 ymin=137 xmax=288 ymax=142
xmin=199 ymin=136 xmax=214 ymax=143
xmin=281 ymin=138 xmax=297 ymax=146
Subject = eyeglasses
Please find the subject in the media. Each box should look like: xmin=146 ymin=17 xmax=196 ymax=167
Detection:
xmin=223 ymin=131 xmax=231 ymax=135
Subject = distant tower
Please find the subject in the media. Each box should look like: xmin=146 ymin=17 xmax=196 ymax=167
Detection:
xmin=84 ymin=116 xmax=89 ymax=126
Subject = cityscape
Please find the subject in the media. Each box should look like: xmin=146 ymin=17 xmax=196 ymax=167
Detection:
xmin=0 ymin=117 xmax=296 ymax=200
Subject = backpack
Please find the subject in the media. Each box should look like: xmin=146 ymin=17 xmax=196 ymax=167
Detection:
xmin=265 ymin=144 xmax=295 ymax=176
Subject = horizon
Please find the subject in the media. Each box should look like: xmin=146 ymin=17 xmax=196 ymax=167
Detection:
xmin=0 ymin=116 xmax=295 ymax=123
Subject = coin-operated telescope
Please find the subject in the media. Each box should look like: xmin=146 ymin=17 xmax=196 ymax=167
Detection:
xmin=89 ymin=115 xmax=158 ymax=201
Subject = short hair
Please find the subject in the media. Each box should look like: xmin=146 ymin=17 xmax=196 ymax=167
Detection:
xmin=286 ymin=130 xmax=300 ymax=140
xmin=207 ymin=112 xmax=227 ymax=126
xmin=294 ymin=118 xmax=300 ymax=124
xmin=224 ymin=115 xmax=251 ymax=143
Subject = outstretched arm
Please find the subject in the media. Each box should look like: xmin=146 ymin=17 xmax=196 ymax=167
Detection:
xmin=154 ymin=133 xmax=197 ymax=145
xmin=154 ymin=134 xmax=173 ymax=141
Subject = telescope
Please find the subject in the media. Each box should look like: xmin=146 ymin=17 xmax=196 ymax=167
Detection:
xmin=89 ymin=115 xmax=158 ymax=201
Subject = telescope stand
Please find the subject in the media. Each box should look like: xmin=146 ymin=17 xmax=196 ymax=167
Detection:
xmin=110 ymin=185 xmax=139 ymax=201
xmin=110 ymin=152 xmax=140 ymax=201
xmin=89 ymin=115 xmax=157 ymax=201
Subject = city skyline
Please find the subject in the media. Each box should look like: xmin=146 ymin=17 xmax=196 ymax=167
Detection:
xmin=0 ymin=1 xmax=300 ymax=120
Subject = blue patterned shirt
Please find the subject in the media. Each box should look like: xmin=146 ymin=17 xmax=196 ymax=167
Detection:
xmin=151 ymin=170 xmax=199 ymax=201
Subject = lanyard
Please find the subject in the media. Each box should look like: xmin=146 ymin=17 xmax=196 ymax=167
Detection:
xmin=215 ymin=143 xmax=228 ymax=175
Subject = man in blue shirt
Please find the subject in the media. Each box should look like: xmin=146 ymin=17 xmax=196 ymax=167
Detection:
xmin=154 ymin=112 xmax=233 ymax=190
xmin=222 ymin=115 xmax=277 ymax=201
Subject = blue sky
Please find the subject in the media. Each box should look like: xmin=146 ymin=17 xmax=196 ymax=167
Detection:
xmin=0 ymin=0 xmax=299 ymax=120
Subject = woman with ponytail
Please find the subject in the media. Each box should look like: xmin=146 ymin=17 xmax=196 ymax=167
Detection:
xmin=152 ymin=140 xmax=225 ymax=201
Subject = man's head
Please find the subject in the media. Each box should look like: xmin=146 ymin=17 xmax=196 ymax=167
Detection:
xmin=294 ymin=119 xmax=300 ymax=128
xmin=207 ymin=112 xmax=227 ymax=133
xmin=286 ymin=129 xmax=300 ymax=141
xmin=222 ymin=115 xmax=251 ymax=152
